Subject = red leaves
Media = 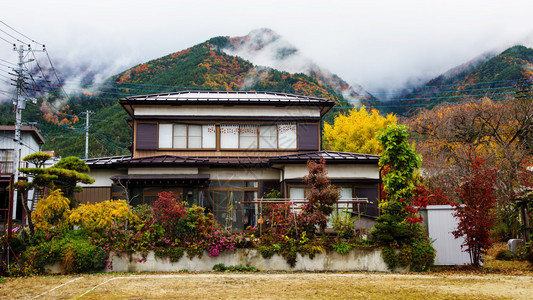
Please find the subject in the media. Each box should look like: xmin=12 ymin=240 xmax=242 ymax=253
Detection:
xmin=452 ymin=157 xmax=497 ymax=267
xmin=153 ymin=191 xmax=187 ymax=239
xmin=302 ymin=158 xmax=340 ymax=234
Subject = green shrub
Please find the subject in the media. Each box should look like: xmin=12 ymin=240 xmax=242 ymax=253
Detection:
xmin=331 ymin=211 xmax=355 ymax=239
xmin=331 ymin=241 xmax=351 ymax=255
xmin=495 ymin=249 xmax=516 ymax=261
xmin=133 ymin=204 xmax=154 ymax=223
xmin=20 ymin=229 xmax=107 ymax=275
xmin=212 ymin=263 xmax=257 ymax=272
xmin=382 ymin=238 xmax=435 ymax=272
xmin=259 ymin=245 xmax=276 ymax=259
xmin=408 ymin=239 xmax=435 ymax=272
xmin=154 ymin=247 xmax=185 ymax=262
xmin=8 ymin=237 xmax=26 ymax=256
xmin=382 ymin=246 xmax=399 ymax=270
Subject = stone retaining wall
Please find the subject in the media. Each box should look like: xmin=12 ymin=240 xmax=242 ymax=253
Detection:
xmin=105 ymin=247 xmax=401 ymax=273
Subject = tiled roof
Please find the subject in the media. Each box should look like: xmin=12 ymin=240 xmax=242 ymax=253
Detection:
xmin=121 ymin=91 xmax=334 ymax=106
xmin=85 ymin=155 xmax=207 ymax=168
xmin=86 ymin=151 xmax=378 ymax=169
xmin=111 ymin=174 xmax=210 ymax=181
xmin=271 ymin=151 xmax=380 ymax=164
xmin=203 ymin=156 xmax=271 ymax=167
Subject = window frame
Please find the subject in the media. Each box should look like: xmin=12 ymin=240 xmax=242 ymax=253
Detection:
xmin=156 ymin=122 xmax=299 ymax=151
xmin=158 ymin=123 xmax=217 ymax=150
xmin=201 ymin=180 xmax=260 ymax=232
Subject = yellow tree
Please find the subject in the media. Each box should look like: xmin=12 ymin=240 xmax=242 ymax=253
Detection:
xmin=324 ymin=106 xmax=397 ymax=155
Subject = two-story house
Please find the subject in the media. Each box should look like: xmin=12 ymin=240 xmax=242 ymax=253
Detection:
xmin=83 ymin=91 xmax=381 ymax=231
xmin=0 ymin=125 xmax=45 ymax=222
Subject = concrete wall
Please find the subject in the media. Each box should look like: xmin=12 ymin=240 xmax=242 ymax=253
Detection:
xmin=105 ymin=248 xmax=403 ymax=273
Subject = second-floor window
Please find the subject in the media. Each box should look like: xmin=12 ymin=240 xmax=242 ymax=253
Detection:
xmin=158 ymin=124 xmax=216 ymax=149
xmin=158 ymin=123 xmax=297 ymax=150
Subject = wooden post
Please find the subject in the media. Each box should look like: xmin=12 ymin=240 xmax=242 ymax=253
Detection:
xmin=520 ymin=202 xmax=530 ymax=244
xmin=6 ymin=175 xmax=14 ymax=242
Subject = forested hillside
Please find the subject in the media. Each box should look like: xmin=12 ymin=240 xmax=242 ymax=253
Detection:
xmin=0 ymin=36 xmax=358 ymax=158
xmin=382 ymin=45 xmax=533 ymax=115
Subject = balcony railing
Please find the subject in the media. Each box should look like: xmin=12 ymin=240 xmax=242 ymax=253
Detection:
xmin=0 ymin=161 xmax=29 ymax=175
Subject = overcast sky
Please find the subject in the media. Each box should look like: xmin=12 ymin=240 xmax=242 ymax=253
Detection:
xmin=2 ymin=0 xmax=533 ymax=93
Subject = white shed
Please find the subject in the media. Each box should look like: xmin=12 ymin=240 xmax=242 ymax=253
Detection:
xmin=420 ymin=205 xmax=471 ymax=265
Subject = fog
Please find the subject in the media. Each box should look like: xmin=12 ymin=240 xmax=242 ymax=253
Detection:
xmin=1 ymin=0 xmax=533 ymax=101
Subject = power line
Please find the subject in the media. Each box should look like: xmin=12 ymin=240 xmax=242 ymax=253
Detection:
xmin=0 ymin=20 xmax=43 ymax=45
xmin=0 ymin=34 xmax=13 ymax=45
xmin=25 ymin=78 xmax=523 ymax=103
xmin=0 ymin=28 xmax=26 ymax=44
xmin=331 ymin=95 xmax=517 ymax=108
xmin=0 ymin=58 xmax=16 ymax=66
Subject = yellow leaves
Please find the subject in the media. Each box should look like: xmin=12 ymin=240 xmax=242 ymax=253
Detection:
xmin=33 ymin=189 xmax=71 ymax=231
xmin=68 ymin=200 xmax=138 ymax=234
xmin=324 ymin=106 xmax=397 ymax=155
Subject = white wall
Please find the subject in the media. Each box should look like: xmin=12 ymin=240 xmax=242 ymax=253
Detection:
xmin=81 ymin=169 xmax=127 ymax=187
xmin=283 ymin=164 xmax=379 ymax=180
xmin=135 ymin=105 xmax=321 ymax=118
xmin=422 ymin=205 xmax=471 ymax=265
xmin=202 ymin=168 xmax=280 ymax=181
xmin=0 ymin=131 xmax=41 ymax=167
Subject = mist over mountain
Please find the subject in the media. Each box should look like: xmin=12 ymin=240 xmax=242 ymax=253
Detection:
xmin=221 ymin=28 xmax=375 ymax=107
xmin=381 ymin=45 xmax=533 ymax=116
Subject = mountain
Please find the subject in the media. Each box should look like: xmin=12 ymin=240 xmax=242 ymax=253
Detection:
xmin=0 ymin=29 xmax=374 ymax=158
xmin=221 ymin=29 xmax=376 ymax=108
xmin=384 ymin=45 xmax=533 ymax=116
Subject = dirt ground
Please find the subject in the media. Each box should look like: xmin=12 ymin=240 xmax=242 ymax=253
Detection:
xmin=2 ymin=243 xmax=532 ymax=299
xmin=2 ymin=272 xmax=533 ymax=299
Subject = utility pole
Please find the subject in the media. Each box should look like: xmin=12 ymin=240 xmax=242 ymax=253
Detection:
xmin=10 ymin=44 xmax=44 ymax=222
xmin=84 ymin=110 xmax=93 ymax=160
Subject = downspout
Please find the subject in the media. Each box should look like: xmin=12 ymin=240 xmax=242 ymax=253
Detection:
xmin=271 ymin=166 xmax=285 ymax=197
xmin=378 ymin=165 xmax=383 ymax=217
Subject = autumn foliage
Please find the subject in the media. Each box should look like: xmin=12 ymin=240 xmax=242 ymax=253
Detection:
xmin=302 ymin=158 xmax=340 ymax=235
xmin=69 ymin=200 xmax=138 ymax=234
xmin=33 ymin=189 xmax=71 ymax=231
xmin=410 ymin=97 xmax=533 ymax=240
xmin=324 ymin=106 xmax=397 ymax=155
xmin=452 ymin=156 xmax=498 ymax=267
xmin=152 ymin=191 xmax=188 ymax=240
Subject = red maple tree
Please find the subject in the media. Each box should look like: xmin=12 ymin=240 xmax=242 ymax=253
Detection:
xmin=302 ymin=158 xmax=340 ymax=236
xmin=153 ymin=191 xmax=187 ymax=239
xmin=452 ymin=156 xmax=497 ymax=267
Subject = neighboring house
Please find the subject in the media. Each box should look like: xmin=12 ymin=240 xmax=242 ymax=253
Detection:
xmin=82 ymin=91 xmax=381 ymax=231
xmin=0 ymin=125 xmax=45 ymax=221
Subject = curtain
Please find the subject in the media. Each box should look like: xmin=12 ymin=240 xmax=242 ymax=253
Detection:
xmin=220 ymin=124 xmax=239 ymax=149
xmin=278 ymin=123 xmax=297 ymax=149
xmin=158 ymin=124 xmax=173 ymax=148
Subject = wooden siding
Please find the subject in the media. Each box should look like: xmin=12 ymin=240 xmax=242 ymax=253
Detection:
xmin=75 ymin=187 xmax=111 ymax=205
xmin=298 ymin=123 xmax=319 ymax=151
xmin=133 ymin=150 xmax=302 ymax=158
